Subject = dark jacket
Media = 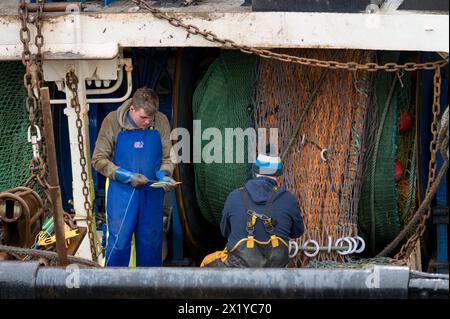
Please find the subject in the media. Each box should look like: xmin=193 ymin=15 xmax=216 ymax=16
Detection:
xmin=220 ymin=176 xmax=304 ymax=251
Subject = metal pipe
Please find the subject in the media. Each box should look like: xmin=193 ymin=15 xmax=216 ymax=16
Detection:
xmin=86 ymin=67 xmax=123 ymax=95
xmin=26 ymin=2 xmax=86 ymax=12
xmin=85 ymin=58 xmax=132 ymax=95
xmin=50 ymin=61 xmax=133 ymax=105
xmin=86 ymin=63 xmax=133 ymax=103
xmin=0 ymin=262 xmax=40 ymax=299
xmin=409 ymin=278 xmax=449 ymax=299
xmin=0 ymin=261 xmax=422 ymax=299
xmin=1 ymin=262 xmax=448 ymax=299
xmin=41 ymin=87 xmax=68 ymax=266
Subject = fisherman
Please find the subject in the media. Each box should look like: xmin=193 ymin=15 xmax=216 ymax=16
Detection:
xmin=92 ymin=87 xmax=175 ymax=267
xmin=201 ymin=145 xmax=305 ymax=267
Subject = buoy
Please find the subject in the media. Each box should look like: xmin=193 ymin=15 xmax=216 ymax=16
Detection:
xmin=398 ymin=111 xmax=413 ymax=133
xmin=395 ymin=159 xmax=404 ymax=182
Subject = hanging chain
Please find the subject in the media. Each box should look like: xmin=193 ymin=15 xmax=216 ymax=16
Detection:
xmin=15 ymin=0 xmax=448 ymax=263
xmin=131 ymin=0 xmax=448 ymax=73
xmin=394 ymin=66 xmax=442 ymax=261
xmin=65 ymin=70 xmax=99 ymax=262
xmin=18 ymin=0 xmax=49 ymax=193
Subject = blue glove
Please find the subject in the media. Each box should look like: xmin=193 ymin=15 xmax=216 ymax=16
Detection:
xmin=115 ymin=167 xmax=134 ymax=184
xmin=156 ymin=170 xmax=171 ymax=181
xmin=156 ymin=170 xmax=176 ymax=192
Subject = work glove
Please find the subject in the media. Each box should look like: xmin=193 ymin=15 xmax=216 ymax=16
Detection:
xmin=130 ymin=173 xmax=150 ymax=188
xmin=115 ymin=168 xmax=149 ymax=188
xmin=156 ymin=170 xmax=176 ymax=192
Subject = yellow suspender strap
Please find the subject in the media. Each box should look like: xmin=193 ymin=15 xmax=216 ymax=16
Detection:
xmin=246 ymin=236 xmax=255 ymax=248
xmin=270 ymin=235 xmax=279 ymax=248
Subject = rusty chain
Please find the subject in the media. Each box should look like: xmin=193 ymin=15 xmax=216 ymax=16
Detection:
xmin=394 ymin=67 xmax=442 ymax=261
xmin=14 ymin=0 xmax=447 ymax=264
xmin=131 ymin=0 xmax=449 ymax=262
xmin=131 ymin=0 xmax=448 ymax=73
xmin=65 ymin=70 xmax=100 ymax=262
xmin=18 ymin=0 xmax=51 ymax=199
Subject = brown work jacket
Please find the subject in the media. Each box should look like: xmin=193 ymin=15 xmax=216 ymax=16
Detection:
xmin=92 ymin=99 xmax=173 ymax=180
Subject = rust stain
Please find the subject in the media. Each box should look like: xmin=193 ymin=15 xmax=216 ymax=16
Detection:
xmin=43 ymin=50 xmax=84 ymax=59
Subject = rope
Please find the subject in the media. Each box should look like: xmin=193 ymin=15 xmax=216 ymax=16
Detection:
xmin=0 ymin=244 xmax=100 ymax=267
xmin=438 ymin=106 xmax=449 ymax=162
xmin=105 ymin=188 xmax=136 ymax=266
xmin=377 ymin=158 xmax=448 ymax=257
xmin=369 ymin=76 xmax=398 ymax=254
xmin=281 ymin=66 xmax=330 ymax=161
xmin=377 ymin=105 xmax=449 ymax=257
xmin=281 ymin=51 xmax=340 ymax=161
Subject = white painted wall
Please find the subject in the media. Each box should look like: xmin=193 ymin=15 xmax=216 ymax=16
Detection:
xmin=1 ymin=11 xmax=448 ymax=60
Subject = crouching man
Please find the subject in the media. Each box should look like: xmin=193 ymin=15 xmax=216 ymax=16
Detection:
xmin=201 ymin=145 xmax=304 ymax=267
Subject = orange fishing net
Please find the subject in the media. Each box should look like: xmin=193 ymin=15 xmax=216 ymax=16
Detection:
xmin=254 ymin=49 xmax=376 ymax=266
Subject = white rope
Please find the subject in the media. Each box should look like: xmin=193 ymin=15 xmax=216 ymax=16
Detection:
xmin=105 ymin=188 xmax=136 ymax=266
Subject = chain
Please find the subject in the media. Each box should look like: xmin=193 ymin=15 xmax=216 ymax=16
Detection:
xmin=131 ymin=0 xmax=450 ymax=260
xmin=18 ymin=0 xmax=50 ymax=194
xmin=65 ymin=70 xmax=99 ymax=262
xmin=394 ymin=66 xmax=442 ymax=261
xmin=131 ymin=0 xmax=448 ymax=73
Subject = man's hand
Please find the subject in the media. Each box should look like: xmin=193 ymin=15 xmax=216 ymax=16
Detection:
xmin=131 ymin=173 xmax=149 ymax=188
xmin=115 ymin=168 xmax=149 ymax=188
xmin=156 ymin=170 xmax=176 ymax=192
xmin=160 ymin=176 xmax=176 ymax=192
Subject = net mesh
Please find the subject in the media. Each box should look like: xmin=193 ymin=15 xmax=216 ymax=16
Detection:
xmin=395 ymin=72 xmax=417 ymax=225
xmin=305 ymin=256 xmax=405 ymax=269
xmin=254 ymin=49 xmax=376 ymax=266
xmin=359 ymin=52 xmax=402 ymax=255
xmin=192 ymin=51 xmax=257 ymax=226
xmin=0 ymin=61 xmax=32 ymax=192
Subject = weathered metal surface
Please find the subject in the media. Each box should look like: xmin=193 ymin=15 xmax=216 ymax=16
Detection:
xmin=26 ymin=2 xmax=86 ymax=13
xmin=0 ymin=187 xmax=43 ymax=248
xmin=409 ymin=270 xmax=449 ymax=298
xmin=41 ymin=87 xmax=68 ymax=266
xmin=1 ymin=261 xmax=448 ymax=299
xmin=0 ymin=8 xmax=448 ymax=60
xmin=0 ymin=261 xmax=40 ymax=299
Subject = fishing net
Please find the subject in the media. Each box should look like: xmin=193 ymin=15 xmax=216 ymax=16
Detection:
xmin=192 ymin=51 xmax=257 ymax=226
xmin=359 ymin=52 xmax=402 ymax=255
xmin=305 ymin=256 xmax=405 ymax=269
xmin=254 ymin=49 xmax=376 ymax=267
xmin=0 ymin=61 xmax=32 ymax=192
xmin=395 ymin=72 xmax=417 ymax=225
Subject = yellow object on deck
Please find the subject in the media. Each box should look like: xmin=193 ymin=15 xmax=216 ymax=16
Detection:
xmin=37 ymin=224 xmax=79 ymax=248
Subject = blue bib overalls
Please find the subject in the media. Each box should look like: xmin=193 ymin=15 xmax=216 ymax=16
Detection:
xmin=104 ymin=129 xmax=164 ymax=267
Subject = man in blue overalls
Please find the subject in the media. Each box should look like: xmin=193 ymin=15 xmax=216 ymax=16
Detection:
xmin=92 ymin=87 xmax=175 ymax=267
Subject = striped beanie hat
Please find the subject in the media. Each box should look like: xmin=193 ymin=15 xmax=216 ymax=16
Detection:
xmin=253 ymin=144 xmax=283 ymax=177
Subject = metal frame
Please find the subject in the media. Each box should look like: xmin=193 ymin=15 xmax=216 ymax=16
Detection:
xmin=0 ymin=8 xmax=449 ymax=61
